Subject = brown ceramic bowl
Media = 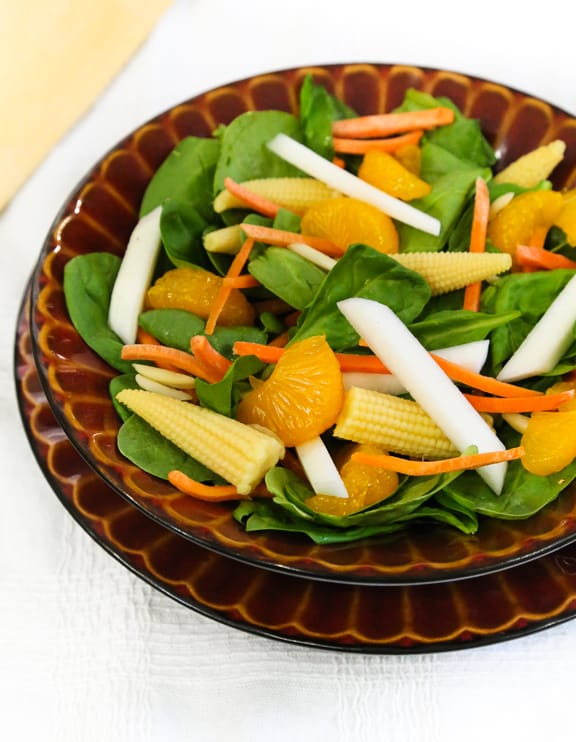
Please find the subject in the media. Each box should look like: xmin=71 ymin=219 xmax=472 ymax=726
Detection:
xmin=29 ymin=63 xmax=576 ymax=585
xmin=17 ymin=292 xmax=576 ymax=650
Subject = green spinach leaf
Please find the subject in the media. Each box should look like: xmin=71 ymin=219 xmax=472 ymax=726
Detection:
xmin=63 ymin=253 xmax=132 ymax=373
xmin=290 ymin=244 xmax=431 ymax=350
xmin=213 ymin=111 xmax=304 ymax=194
xmin=140 ymin=136 xmax=221 ymax=218
xmin=409 ymin=309 xmax=521 ymax=350
xmin=248 ymin=246 xmax=326 ymax=310
xmin=299 ymin=73 xmax=355 ymax=159
xmin=195 ymin=355 xmax=265 ymax=417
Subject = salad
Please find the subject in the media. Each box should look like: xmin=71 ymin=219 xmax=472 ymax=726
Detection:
xmin=63 ymin=75 xmax=576 ymax=544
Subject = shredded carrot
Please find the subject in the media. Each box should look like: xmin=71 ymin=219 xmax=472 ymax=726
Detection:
xmin=267 ymin=331 xmax=291 ymax=348
xmin=168 ymin=470 xmax=272 ymax=501
xmin=428 ymin=353 xmax=541 ymax=398
xmin=232 ymin=341 xmax=542 ymax=398
xmin=332 ymin=131 xmax=423 ymax=155
xmin=223 ymin=177 xmax=285 ymax=218
xmin=121 ymin=344 xmax=221 ymax=383
xmin=515 ymin=245 xmax=576 ymax=271
xmin=240 ymin=223 xmax=344 ymax=257
xmin=332 ymin=107 xmax=455 ymax=139
xmin=465 ymin=389 xmax=574 ymax=413
xmin=190 ymin=335 xmax=232 ymax=379
xmin=223 ymin=274 xmax=261 ymax=289
xmin=135 ymin=328 xmax=181 ymax=372
xmin=351 ymin=446 xmax=524 ymax=476
xmin=463 ymin=178 xmax=490 ymax=312
xmin=205 ymin=237 xmax=255 ymax=335
xmin=332 ymin=156 xmax=346 ymax=168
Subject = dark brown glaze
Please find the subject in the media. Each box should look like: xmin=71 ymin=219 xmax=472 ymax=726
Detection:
xmin=28 ymin=64 xmax=576 ymax=586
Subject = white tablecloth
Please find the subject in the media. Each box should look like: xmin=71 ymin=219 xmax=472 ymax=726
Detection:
xmin=3 ymin=1 xmax=576 ymax=740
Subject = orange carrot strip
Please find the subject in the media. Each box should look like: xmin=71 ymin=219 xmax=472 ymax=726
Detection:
xmin=240 ymin=223 xmax=344 ymax=257
xmin=232 ymin=341 xmax=541 ymax=398
xmin=190 ymin=335 xmax=232 ymax=379
xmin=464 ymin=389 xmax=574 ymax=413
xmin=223 ymin=274 xmax=261 ymax=289
xmin=268 ymin=331 xmax=291 ymax=348
xmin=332 ymin=131 xmax=423 ymax=155
xmin=515 ymin=245 xmax=576 ymax=271
xmin=332 ymin=156 xmax=346 ymax=168
xmin=352 ymin=446 xmax=524 ymax=476
xmin=223 ymin=177 xmax=284 ymax=218
xmin=463 ymin=178 xmax=491 ymax=312
xmin=428 ymin=353 xmax=541 ymax=398
xmin=135 ymin=329 xmax=181 ymax=372
xmin=121 ymin=344 xmax=221 ymax=383
xmin=205 ymin=237 xmax=255 ymax=335
xmin=168 ymin=470 xmax=272 ymax=501
xmin=168 ymin=470 xmax=243 ymax=501
xmin=332 ymin=107 xmax=455 ymax=139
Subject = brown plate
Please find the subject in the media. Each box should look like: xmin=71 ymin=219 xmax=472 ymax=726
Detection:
xmin=29 ymin=63 xmax=576 ymax=585
xmin=17 ymin=290 xmax=576 ymax=651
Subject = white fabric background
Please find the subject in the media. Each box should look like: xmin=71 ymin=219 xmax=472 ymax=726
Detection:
xmin=2 ymin=1 xmax=576 ymax=740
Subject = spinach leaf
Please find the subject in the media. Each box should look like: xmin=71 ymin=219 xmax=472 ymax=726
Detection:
xmin=109 ymin=373 xmax=139 ymax=422
xmin=159 ymin=198 xmax=212 ymax=269
xmin=289 ymin=244 xmax=431 ymax=350
xmin=409 ymin=309 xmax=521 ymax=350
xmin=195 ymin=355 xmax=265 ymax=417
xmin=213 ymin=111 xmax=304 ymax=194
xmin=248 ymin=246 xmax=326 ymax=310
xmin=63 ymin=253 xmax=132 ymax=373
xmin=117 ymin=415 xmax=221 ymax=482
xmin=140 ymin=136 xmax=221 ymax=218
xmin=481 ymin=269 xmax=576 ymax=375
xmin=138 ymin=308 xmax=267 ymax=358
xmin=299 ymin=73 xmax=355 ymax=159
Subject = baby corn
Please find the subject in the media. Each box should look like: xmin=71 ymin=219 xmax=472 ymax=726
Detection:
xmin=116 ymin=389 xmax=284 ymax=494
xmin=213 ymin=177 xmax=341 ymax=214
xmin=333 ymin=387 xmax=459 ymax=459
xmin=493 ymin=140 xmax=566 ymax=188
xmin=392 ymin=251 xmax=512 ymax=295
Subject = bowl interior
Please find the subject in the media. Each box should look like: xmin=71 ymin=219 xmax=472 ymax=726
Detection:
xmin=30 ymin=63 xmax=576 ymax=585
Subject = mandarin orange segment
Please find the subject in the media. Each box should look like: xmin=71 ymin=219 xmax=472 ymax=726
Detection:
xmin=521 ymin=409 xmax=576 ymax=476
xmin=488 ymin=190 xmax=564 ymax=260
xmin=554 ymin=189 xmax=576 ymax=246
xmin=394 ymin=144 xmax=422 ymax=175
xmin=300 ymin=196 xmax=399 ymax=254
xmin=146 ymin=267 xmax=255 ymax=326
xmin=306 ymin=443 xmax=399 ymax=516
xmin=358 ymin=150 xmax=431 ymax=201
xmin=236 ymin=335 xmax=344 ymax=447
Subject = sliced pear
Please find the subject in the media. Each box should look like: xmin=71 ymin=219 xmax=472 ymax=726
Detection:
xmin=296 ymin=436 xmax=349 ymax=499
xmin=338 ymin=298 xmax=507 ymax=494
xmin=108 ymin=206 xmax=162 ymax=345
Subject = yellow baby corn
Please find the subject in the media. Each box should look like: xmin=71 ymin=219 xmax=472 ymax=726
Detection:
xmin=213 ymin=177 xmax=341 ymax=214
xmin=203 ymin=224 xmax=244 ymax=255
xmin=116 ymin=389 xmax=285 ymax=494
xmin=493 ymin=140 xmax=566 ymax=188
xmin=392 ymin=251 xmax=512 ymax=295
xmin=333 ymin=387 xmax=459 ymax=459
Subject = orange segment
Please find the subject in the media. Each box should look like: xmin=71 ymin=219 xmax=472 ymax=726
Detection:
xmin=146 ymin=267 xmax=255 ymax=326
xmin=488 ymin=190 xmax=564 ymax=261
xmin=300 ymin=196 xmax=399 ymax=254
xmin=554 ymin=189 xmax=576 ymax=245
xmin=521 ymin=409 xmax=576 ymax=476
xmin=358 ymin=150 xmax=431 ymax=201
xmin=306 ymin=443 xmax=399 ymax=516
xmin=236 ymin=335 xmax=344 ymax=447
xmin=394 ymin=144 xmax=422 ymax=175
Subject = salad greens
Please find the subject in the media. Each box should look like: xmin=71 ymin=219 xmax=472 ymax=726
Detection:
xmin=63 ymin=75 xmax=576 ymax=544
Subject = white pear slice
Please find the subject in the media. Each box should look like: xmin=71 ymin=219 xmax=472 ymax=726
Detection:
xmin=497 ymin=274 xmax=576 ymax=382
xmin=337 ymin=298 xmax=507 ymax=494
xmin=108 ymin=205 xmax=162 ymax=345
xmin=267 ymin=133 xmax=441 ymax=236
xmin=295 ymin=436 xmax=349 ymax=499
